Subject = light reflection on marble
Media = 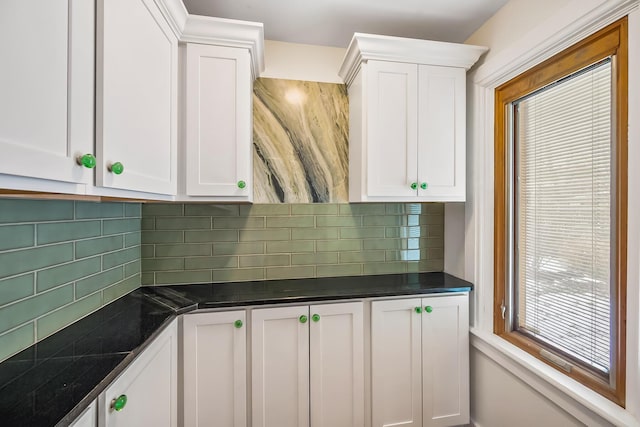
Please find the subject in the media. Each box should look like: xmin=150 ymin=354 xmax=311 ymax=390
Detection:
xmin=253 ymin=78 xmax=349 ymax=203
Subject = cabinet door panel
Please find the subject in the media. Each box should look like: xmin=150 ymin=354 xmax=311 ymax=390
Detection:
xmin=371 ymin=298 xmax=422 ymax=427
xmin=366 ymin=61 xmax=418 ymax=198
xmin=183 ymin=311 xmax=246 ymax=427
xmin=97 ymin=0 xmax=177 ymax=195
xmin=70 ymin=400 xmax=97 ymax=427
xmin=421 ymin=295 xmax=469 ymax=426
xmin=252 ymin=306 xmax=310 ymax=427
xmin=310 ymin=302 xmax=364 ymax=427
xmin=417 ymin=65 xmax=466 ymax=200
xmin=185 ymin=44 xmax=252 ymax=198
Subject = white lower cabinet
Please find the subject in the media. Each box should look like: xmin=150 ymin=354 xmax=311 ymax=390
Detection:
xmin=99 ymin=320 xmax=178 ymax=427
xmin=371 ymin=294 xmax=469 ymax=427
xmin=70 ymin=400 xmax=97 ymax=427
xmin=252 ymin=302 xmax=365 ymax=427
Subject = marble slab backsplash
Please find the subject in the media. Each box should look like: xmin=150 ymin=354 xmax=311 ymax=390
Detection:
xmin=141 ymin=203 xmax=444 ymax=285
xmin=253 ymin=78 xmax=349 ymax=203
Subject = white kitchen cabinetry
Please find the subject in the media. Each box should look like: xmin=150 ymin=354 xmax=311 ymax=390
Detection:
xmin=71 ymin=400 xmax=97 ymax=427
xmin=99 ymin=320 xmax=177 ymax=427
xmin=371 ymin=294 xmax=469 ymax=427
xmin=0 ymin=0 xmax=94 ymax=188
xmin=252 ymin=302 xmax=364 ymax=427
xmin=182 ymin=44 xmax=253 ymax=201
xmin=339 ymin=33 xmax=487 ymax=202
xmin=182 ymin=310 xmax=247 ymax=427
xmin=96 ymin=0 xmax=178 ymax=196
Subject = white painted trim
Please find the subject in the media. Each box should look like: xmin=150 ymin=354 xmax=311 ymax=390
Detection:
xmin=154 ymin=0 xmax=188 ymax=38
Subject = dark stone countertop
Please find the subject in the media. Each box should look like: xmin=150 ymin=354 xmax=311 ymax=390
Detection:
xmin=0 ymin=272 xmax=472 ymax=427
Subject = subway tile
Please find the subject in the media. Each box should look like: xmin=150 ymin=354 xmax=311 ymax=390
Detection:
xmin=409 ymin=259 xmax=444 ymax=272
xmin=213 ymin=242 xmax=265 ymax=255
xmin=291 ymin=228 xmax=338 ymax=240
xmin=340 ymin=251 xmax=385 ymax=263
xmin=0 ymin=224 xmax=34 ymax=251
xmin=142 ymin=231 xmax=183 ymax=244
xmin=0 ymin=244 xmax=73 ymax=280
xmin=292 ymin=252 xmax=338 ymax=265
xmin=339 ymin=204 xmax=386 ymax=215
xmin=156 ymin=217 xmax=210 ymax=230
xmin=385 ymin=204 xmax=423 ymax=215
xmin=239 ymin=204 xmax=290 ymax=216
xmin=141 ymin=245 xmax=155 ymax=258
xmin=185 ymin=256 xmax=238 ymax=270
xmin=0 ymin=323 xmax=34 ymax=362
xmin=385 ymin=250 xmax=422 ymax=262
xmin=339 ymin=227 xmax=385 ymax=239
xmin=420 ymin=214 xmax=444 ymax=225
xmin=124 ymin=232 xmax=141 ymax=247
xmin=184 ymin=204 xmax=239 ymax=216
xmin=385 ymin=226 xmax=424 ymax=239
xmin=185 ymin=230 xmax=237 ymax=243
xmin=142 ymin=258 xmax=184 ymax=272
xmin=428 ymin=248 xmax=444 ymax=260
xmin=316 ymin=240 xmax=361 ymax=252
xmin=428 ymin=225 xmax=444 ymax=238
xmin=37 ymin=220 xmax=101 ymax=245
xmin=239 ymin=254 xmax=290 ymax=268
xmin=0 ymin=199 xmax=73 ymax=224
xmin=363 ymin=238 xmax=414 ymax=250
xmin=212 ymin=268 xmax=264 ymax=283
xmin=266 ymin=216 xmax=315 ymax=228
xmin=75 ymin=268 xmax=123 ymax=299
xmin=266 ymin=266 xmax=315 ymax=280
xmin=214 ymin=217 xmax=265 ymax=229
xmin=141 ymin=218 xmax=155 ymax=230
xmin=316 ymin=216 xmax=362 ymax=227
xmin=424 ymin=203 xmax=444 ymax=214
xmin=103 ymin=247 xmax=139 ymax=269
xmin=0 ymin=274 xmax=34 ymax=306
xmin=141 ymin=272 xmax=155 ymax=286
xmin=36 ymin=292 xmax=102 ymax=340
xmin=291 ymin=204 xmax=338 ymax=215
xmin=239 ymin=229 xmax=290 ymax=242
xmin=75 ymin=202 xmax=123 ymax=219
xmin=155 ymin=244 xmax=211 ymax=258
xmin=363 ymin=262 xmax=408 ymax=275
xmin=0 ymin=285 xmax=73 ymax=334
xmin=124 ymin=203 xmax=142 ymax=217
xmin=142 ymin=204 xmax=183 ymax=216
xmin=420 ymin=237 xmax=445 ymax=248
xmin=317 ymin=264 xmax=362 ymax=278
xmin=76 ymin=235 xmax=123 ymax=259
xmin=363 ymin=215 xmax=416 ymax=227
xmin=155 ymin=270 xmax=212 ymax=285
xmin=36 ymin=257 xmax=101 ymax=293
xmin=266 ymin=240 xmax=314 ymax=254
xmin=103 ymin=218 xmax=141 ymax=235
xmin=103 ymin=275 xmax=140 ymax=305
xmin=124 ymin=260 xmax=141 ymax=277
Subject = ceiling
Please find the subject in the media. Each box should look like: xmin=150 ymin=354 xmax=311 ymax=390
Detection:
xmin=182 ymin=0 xmax=509 ymax=48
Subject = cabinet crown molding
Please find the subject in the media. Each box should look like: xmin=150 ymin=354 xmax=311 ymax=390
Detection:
xmin=339 ymin=33 xmax=488 ymax=86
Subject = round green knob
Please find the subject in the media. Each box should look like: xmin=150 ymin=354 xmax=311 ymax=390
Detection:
xmin=415 ymin=307 xmax=422 ymax=314
xmin=299 ymin=315 xmax=308 ymax=324
xmin=420 ymin=182 xmax=428 ymax=190
xmin=234 ymin=320 xmax=243 ymax=328
xmin=112 ymin=394 xmax=127 ymax=412
xmin=425 ymin=306 xmax=433 ymax=313
xmin=237 ymin=180 xmax=246 ymax=189
xmin=410 ymin=182 xmax=417 ymax=190
xmin=77 ymin=154 xmax=96 ymax=169
xmin=109 ymin=162 xmax=124 ymax=175
xmin=312 ymin=314 xmax=320 ymax=322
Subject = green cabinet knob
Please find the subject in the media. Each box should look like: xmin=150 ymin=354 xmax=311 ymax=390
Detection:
xmin=425 ymin=306 xmax=433 ymax=313
xmin=109 ymin=162 xmax=124 ymax=175
xmin=77 ymin=153 xmax=96 ymax=169
xmin=312 ymin=314 xmax=320 ymax=322
xmin=420 ymin=182 xmax=428 ymax=190
xmin=299 ymin=315 xmax=308 ymax=324
xmin=415 ymin=307 xmax=422 ymax=314
xmin=234 ymin=320 xmax=243 ymax=328
xmin=410 ymin=182 xmax=418 ymax=190
xmin=111 ymin=394 xmax=127 ymax=412
xmin=237 ymin=180 xmax=246 ymax=189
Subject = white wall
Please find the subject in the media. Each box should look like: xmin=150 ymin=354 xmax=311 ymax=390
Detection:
xmin=261 ymin=40 xmax=346 ymax=83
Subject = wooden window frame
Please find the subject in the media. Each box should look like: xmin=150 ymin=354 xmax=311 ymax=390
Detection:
xmin=494 ymin=18 xmax=628 ymax=406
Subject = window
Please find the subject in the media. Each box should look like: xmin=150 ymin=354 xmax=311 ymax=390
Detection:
xmin=494 ymin=18 xmax=627 ymax=405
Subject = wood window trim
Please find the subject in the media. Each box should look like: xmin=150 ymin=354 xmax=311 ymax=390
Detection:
xmin=494 ymin=17 xmax=628 ymax=406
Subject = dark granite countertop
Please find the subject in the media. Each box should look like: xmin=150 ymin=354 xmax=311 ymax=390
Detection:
xmin=0 ymin=272 xmax=471 ymax=427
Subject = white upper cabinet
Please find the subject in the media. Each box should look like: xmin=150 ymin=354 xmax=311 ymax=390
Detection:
xmin=340 ymin=33 xmax=487 ymax=202
xmin=0 ymin=0 xmax=95 ymax=186
xmin=96 ymin=0 xmax=178 ymax=195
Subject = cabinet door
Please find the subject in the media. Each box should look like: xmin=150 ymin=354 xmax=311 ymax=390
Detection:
xmin=185 ymin=44 xmax=252 ymax=199
xmin=71 ymin=400 xmax=97 ymax=427
xmin=417 ymin=65 xmax=466 ymax=201
xmin=101 ymin=320 xmax=177 ymax=427
xmin=421 ymin=294 xmax=469 ymax=426
xmin=0 ymin=0 xmax=94 ymax=185
xmin=371 ymin=298 xmax=422 ymax=427
xmin=96 ymin=0 xmax=178 ymax=195
xmin=366 ymin=61 xmax=418 ymax=198
xmin=183 ymin=311 xmax=246 ymax=427
xmin=310 ymin=302 xmax=364 ymax=427
xmin=252 ymin=306 xmax=310 ymax=427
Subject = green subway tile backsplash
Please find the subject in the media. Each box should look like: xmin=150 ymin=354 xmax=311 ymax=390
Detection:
xmin=142 ymin=203 xmax=444 ymax=286
xmin=0 ymin=199 xmax=141 ymax=363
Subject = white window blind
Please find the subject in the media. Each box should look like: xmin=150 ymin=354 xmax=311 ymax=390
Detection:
xmin=514 ymin=59 xmax=612 ymax=374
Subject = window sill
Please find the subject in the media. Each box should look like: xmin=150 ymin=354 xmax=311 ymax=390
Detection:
xmin=469 ymin=328 xmax=639 ymax=427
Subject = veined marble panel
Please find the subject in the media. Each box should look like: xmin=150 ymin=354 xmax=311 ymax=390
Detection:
xmin=253 ymin=78 xmax=349 ymax=203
